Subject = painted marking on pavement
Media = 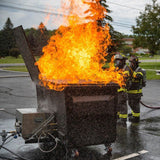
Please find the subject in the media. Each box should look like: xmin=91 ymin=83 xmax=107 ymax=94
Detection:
xmin=0 ymin=75 xmax=29 ymax=78
xmin=113 ymin=150 xmax=148 ymax=160
xmin=138 ymin=150 xmax=148 ymax=154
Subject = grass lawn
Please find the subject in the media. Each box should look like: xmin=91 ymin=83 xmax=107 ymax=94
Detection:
xmin=140 ymin=62 xmax=160 ymax=70
xmin=140 ymin=62 xmax=160 ymax=80
xmin=0 ymin=56 xmax=24 ymax=63
xmin=145 ymin=70 xmax=160 ymax=80
xmin=0 ymin=56 xmax=40 ymax=63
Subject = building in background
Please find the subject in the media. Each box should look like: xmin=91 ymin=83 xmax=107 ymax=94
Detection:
xmin=122 ymin=38 xmax=149 ymax=54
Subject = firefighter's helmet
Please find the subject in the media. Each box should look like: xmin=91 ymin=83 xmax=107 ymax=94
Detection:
xmin=114 ymin=53 xmax=127 ymax=69
xmin=129 ymin=55 xmax=140 ymax=63
xmin=114 ymin=53 xmax=128 ymax=60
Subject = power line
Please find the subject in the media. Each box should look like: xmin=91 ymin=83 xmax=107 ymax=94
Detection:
xmin=112 ymin=21 xmax=133 ymax=28
xmin=0 ymin=4 xmax=134 ymax=26
xmin=0 ymin=4 xmax=64 ymax=16
xmin=107 ymin=1 xmax=142 ymax=11
xmin=0 ymin=3 xmax=135 ymax=30
xmin=0 ymin=0 xmax=143 ymax=18
xmin=1 ymin=0 xmax=143 ymax=11
xmin=112 ymin=24 xmax=132 ymax=29
xmin=1 ymin=0 xmax=59 ymax=13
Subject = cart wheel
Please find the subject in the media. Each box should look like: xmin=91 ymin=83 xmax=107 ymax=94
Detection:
xmin=71 ymin=148 xmax=79 ymax=158
xmin=107 ymin=147 xmax=112 ymax=156
xmin=104 ymin=143 xmax=112 ymax=157
xmin=64 ymin=148 xmax=79 ymax=160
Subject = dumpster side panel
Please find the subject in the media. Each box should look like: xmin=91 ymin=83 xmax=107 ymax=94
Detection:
xmin=64 ymin=85 xmax=118 ymax=147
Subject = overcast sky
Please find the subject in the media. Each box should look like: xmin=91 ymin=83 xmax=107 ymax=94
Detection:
xmin=0 ymin=0 xmax=158 ymax=34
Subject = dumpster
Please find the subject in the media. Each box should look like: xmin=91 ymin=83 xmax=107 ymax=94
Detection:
xmin=14 ymin=26 xmax=119 ymax=158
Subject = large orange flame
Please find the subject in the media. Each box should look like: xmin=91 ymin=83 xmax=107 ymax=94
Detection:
xmin=36 ymin=0 xmax=124 ymax=91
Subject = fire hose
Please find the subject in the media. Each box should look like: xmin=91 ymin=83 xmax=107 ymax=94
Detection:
xmin=127 ymin=66 xmax=160 ymax=110
xmin=140 ymin=101 xmax=160 ymax=109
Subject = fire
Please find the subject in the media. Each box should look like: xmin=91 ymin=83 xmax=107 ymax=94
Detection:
xmin=36 ymin=0 xmax=124 ymax=91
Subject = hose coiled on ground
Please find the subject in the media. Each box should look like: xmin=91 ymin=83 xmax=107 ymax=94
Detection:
xmin=140 ymin=101 xmax=160 ymax=109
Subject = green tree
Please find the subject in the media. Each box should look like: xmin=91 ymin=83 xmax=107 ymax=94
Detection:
xmin=99 ymin=0 xmax=113 ymax=26
xmin=26 ymin=28 xmax=38 ymax=54
xmin=99 ymin=0 xmax=124 ymax=62
xmin=0 ymin=17 xmax=16 ymax=57
xmin=35 ymin=22 xmax=49 ymax=56
xmin=26 ymin=22 xmax=50 ymax=56
xmin=132 ymin=0 xmax=160 ymax=56
xmin=120 ymin=45 xmax=132 ymax=55
xmin=84 ymin=0 xmax=123 ymax=55
xmin=108 ymin=28 xmax=124 ymax=52
xmin=3 ymin=18 xmax=15 ymax=50
xmin=84 ymin=0 xmax=112 ymax=26
xmin=0 ymin=30 xmax=8 ymax=57
xmin=3 ymin=17 xmax=13 ymax=30
xmin=100 ymin=0 xmax=123 ymax=53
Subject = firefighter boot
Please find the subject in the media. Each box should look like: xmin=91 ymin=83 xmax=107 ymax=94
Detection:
xmin=117 ymin=118 xmax=127 ymax=127
xmin=129 ymin=116 xmax=140 ymax=123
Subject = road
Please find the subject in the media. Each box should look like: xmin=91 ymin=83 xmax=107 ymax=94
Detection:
xmin=140 ymin=59 xmax=160 ymax=62
xmin=0 ymin=69 xmax=160 ymax=160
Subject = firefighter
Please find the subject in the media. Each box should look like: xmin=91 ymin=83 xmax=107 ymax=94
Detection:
xmin=114 ymin=53 xmax=130 ymax=126
xmin=128 ymin=55 xmax=146 ymax=123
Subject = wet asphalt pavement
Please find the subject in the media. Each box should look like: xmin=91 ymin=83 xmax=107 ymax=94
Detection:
xmin=0 ymin=69 xmax=160 ymax=160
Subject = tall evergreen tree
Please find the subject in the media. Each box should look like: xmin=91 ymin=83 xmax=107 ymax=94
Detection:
xmin=85 ymin=0 xmax=124 ymax=62
xmin=26 ymin=22 xmax=49 ymax=56
xmin=99 ymin=0 xmax=113 ymax=26
xmin=100 ymin=0 xmax=124 ymax=58
xmin=0 ymin=17 xmax=16 ymax=57
xmin=3 ymin=17 xmax=13 ymax=30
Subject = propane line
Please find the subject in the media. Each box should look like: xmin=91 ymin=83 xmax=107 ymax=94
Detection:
xmin=140 ymin=101 xmax=160 ymax=109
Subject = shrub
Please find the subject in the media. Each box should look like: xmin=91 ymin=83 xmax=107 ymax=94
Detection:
xmin=9 ymin=48 xmax=20 ymax=58
xmin=0 ymin=50 xmax=9 ymax=58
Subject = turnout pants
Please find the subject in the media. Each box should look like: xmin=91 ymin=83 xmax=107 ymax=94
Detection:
xmin=128 ymin=93 xmax=142 ymax=117
xmin=118 ymin=91 xmax=128 ymax=119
